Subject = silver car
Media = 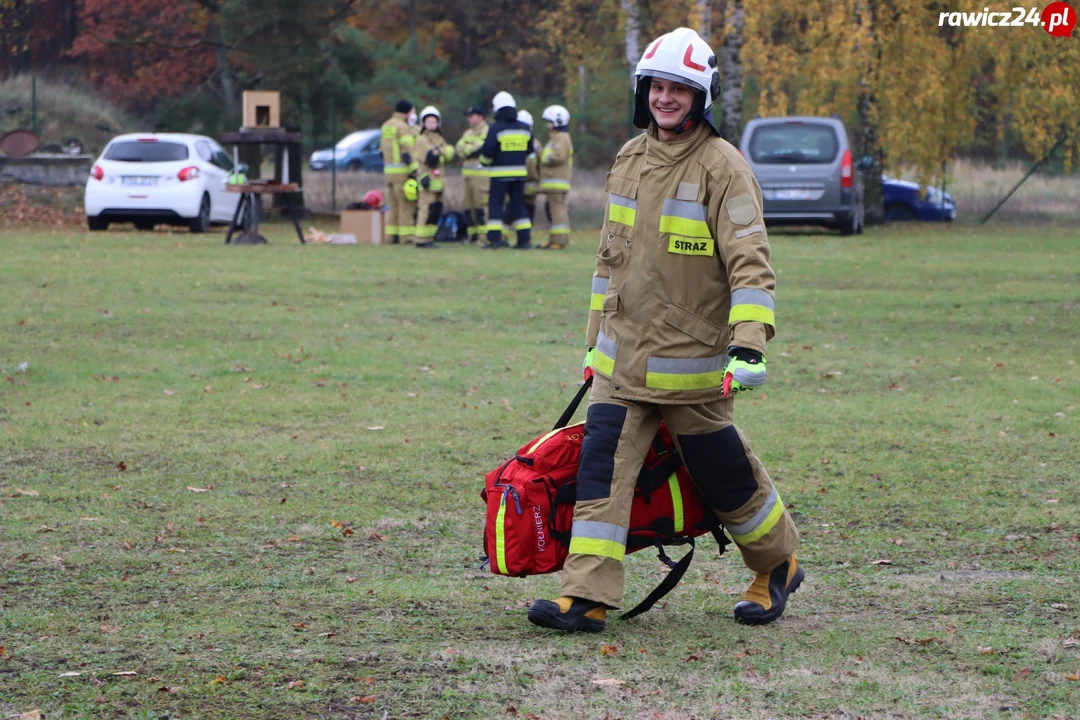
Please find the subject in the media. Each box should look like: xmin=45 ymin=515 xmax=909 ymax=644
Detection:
xmin=740 ymin=116 xmax=866 ymax=234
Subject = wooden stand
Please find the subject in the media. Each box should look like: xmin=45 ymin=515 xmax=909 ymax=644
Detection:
xmin=220 ymin=129 xmax=305 ymax=245
xmin=224 ymin=183 xmax=303 ymax=245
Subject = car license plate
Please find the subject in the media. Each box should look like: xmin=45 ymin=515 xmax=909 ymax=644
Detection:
xmin=773 ymin=188 xmax=814 ymax=201
xmin=122 ymin=176 xmax=158 ymax=187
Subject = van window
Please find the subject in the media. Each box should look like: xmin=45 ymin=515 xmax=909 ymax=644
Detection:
xmin=749 ymin=124 xmax=839 ymax=165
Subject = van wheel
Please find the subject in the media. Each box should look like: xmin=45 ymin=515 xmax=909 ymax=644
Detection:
xmin=840 ymin=210 xmax=859 ymax=236
xmin=189 ymin=194 xmax=211 ymax=233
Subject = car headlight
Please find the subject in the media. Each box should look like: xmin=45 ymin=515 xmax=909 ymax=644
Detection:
xmin=925 ymin=187 xmax=943 ymax=204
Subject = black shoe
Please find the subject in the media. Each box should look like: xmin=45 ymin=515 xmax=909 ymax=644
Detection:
xmin=484 ymin=239 xmax=510 ymax=249
xmin=513 ymin=241 xmax=533 ymax=250
xmin=528 ymin=596 xmax=607 ymax=632
xmin=733 ymin=555 xmax=804 ymax=626
xmin=415 ymin=241 xmax=437 ymax=248
xmin=390 ymin=236 xmax=401 ymax=245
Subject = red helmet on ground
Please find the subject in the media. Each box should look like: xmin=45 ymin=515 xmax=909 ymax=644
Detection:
xmin=363 ymin=189 xmax=385 ymax=208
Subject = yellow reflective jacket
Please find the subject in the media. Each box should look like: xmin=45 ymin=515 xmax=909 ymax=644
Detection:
xmin=455 ymin=121 xmax=489 ymax=179
xmin=540 ymin=131 xmax=573 ymax=193
xmin=586 ymin=122 xmax=775 ymax=404
xmin=414 ymin=130 xmax=454 ymax=193
xmin=380 ymin=112 xmax=419 ymax=177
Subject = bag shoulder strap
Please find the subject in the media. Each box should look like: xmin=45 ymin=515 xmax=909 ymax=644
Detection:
xmin=620 ymin=538 xmax=695 ymax=621
xmin=553 ymin=376 xmax=592 ymax=430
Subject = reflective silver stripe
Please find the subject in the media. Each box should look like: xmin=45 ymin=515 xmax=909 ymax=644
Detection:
xmin=592 ymin=277 xmax=609 ymax=294
xmin=725 ymin=487 xmax=779 ymax=536
xmin=488 ymin=165 xmax=527 ymax=174
xmin=731 ymin=288 xmax=775 ymax=311
xmin=646 ymin=354 xmax=729 ymax=376
xmin=735 ymin=224 xmax=765 ymax=239
xmin=609 ymin=194 xmax=637 ymax=210
xmin=571 ymin=519 xmax=628 ymax=546
xmin=384 ymin=162 xmax=407 ymax=170
xmin=596 ymin=331 xmax=617 ymax=359
xmin=661 ymin=198 xmax=707 ymax=221
xmin=497 ymin=129 xmax=532 ymax=139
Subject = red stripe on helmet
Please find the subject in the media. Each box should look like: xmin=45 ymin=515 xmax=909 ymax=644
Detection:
xmin=644 ymin=38 xmax=663 ymax=59
xmin=682 ymin=45 xmax=706 ymax=72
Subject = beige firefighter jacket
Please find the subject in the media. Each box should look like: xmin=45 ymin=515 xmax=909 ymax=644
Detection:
xmin=525 ymin=139 xmax=542 ymax=197
xmin=380 ymin=112 xmax=419 ymax=178
xmin=540 ymin=131 xmax=573 ymax=193
xmin=586 ymin=121 xmax=776 ymax=404
xmin=414 ymin=130 xmax=454 ymax=193
xmin=455 ymin=121 xmax=489 ymax=179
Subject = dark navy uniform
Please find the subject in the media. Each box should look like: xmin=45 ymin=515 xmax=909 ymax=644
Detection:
xmin=477 ymin=106 xmax=535 ymax=248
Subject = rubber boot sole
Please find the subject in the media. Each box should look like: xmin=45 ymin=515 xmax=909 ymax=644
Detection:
xmin=527 ymin=600 xmax=606 ymax=632
xmin=733 ymin=565 xmax=805 ymax=626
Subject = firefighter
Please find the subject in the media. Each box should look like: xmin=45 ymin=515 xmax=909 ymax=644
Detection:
xmin=502 ymin=109 xmax=541 ymax=243
xmin=455 ymin=106 xmax=491 ymax=244
xmin=472 ymin=91 xmax=533 ymax=250
xmin=538 ymin=105 xmax=574 ymax=249
xmin=412 ymin=106 xmax=455 ymax=249
xmin=527 ymin=27 xmax=802 ymax=633
xmin=380 ymin=100 xmax=420 ymax=244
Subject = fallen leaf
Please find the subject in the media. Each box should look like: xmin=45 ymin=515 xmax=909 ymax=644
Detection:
xmin=157 ymin=686 xmax=182 ymax=694
xmin=366 ymin=425 xmax=384 ymax=431
xmin=116 ymin=461 xmax=127 ymax=472
xmin=1066 ymin=672 xmax=1080 ymax=681
xmin=870 ymin=559 xmax=893 ymax=566
xmin=186 ymin=486 xmax=211 ymax=493
xmin=204 ymin=385 xmax=213 ymax=393
xmin=368 ymin=532 xmax=387 ymax=542
xmin=319 ymin=632 xmax=337 ymax=638
xmin=591 ymin=678 xmax=626 ymax=686
xmin=287 ymin=680 xmax=305 ymax=689
xmin=342 ymin=527 xmax=355 ymax=537
xmin=100 ymin=623 xmax=119 ymax=634
xmin=163 ymin=389 xmax=176 ymax=395
xmin=113 ymin=670 xmax=138 ymax=676
xmin=916 ymin=637 xmax=944 ymax=645
xmin=59 ymin=671 xmax=82 ymax=677
xmin=293 ymin=622 xmax=307 ymax=630
xmin=209 ymin=675 xmax=227 ymax=685
xmin=330 ymin=520 xmax=342 ymax=528
xmin=1015 ymin=668 xmax=1032 ymax=679
xmin=345 ymin=576 xmax=357 ymax=583
xmin=0 ymin=646 xmax=6 ymax=658
xmin=232 ymin=364 xmax=252 ymax=372
xmin=18 ymin=711 xmax=43 ymax=720
xmin=978 ymin=646 xmax=995 ymax=655
xmin=15 ymin=488 xmax=39 ymax=497
xmin=600 ymin=643 xmax=618 ymax=657
xmin=352 ymin=695 xmax=377 ymax=704
xmin=1064 ymin=637 xmax=1079 ymax=648
xmin=1050 ymin=603 xmax=1070 ymax=611
xmin=684 ymin=652 xmax=702 ymax=662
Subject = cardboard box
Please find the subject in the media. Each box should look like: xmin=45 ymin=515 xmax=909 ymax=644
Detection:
xmin=340 ymin=210 xmax=384 ymax=245
xmin=242 ymin=91 xmax=281 ymax=129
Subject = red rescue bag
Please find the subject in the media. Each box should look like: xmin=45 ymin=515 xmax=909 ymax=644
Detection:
xmin=481 ymin=378 xmax=728 ymax=618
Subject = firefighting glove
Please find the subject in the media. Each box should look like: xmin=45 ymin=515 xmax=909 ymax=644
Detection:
xmin=402 ymin=178 xmax=419 ymax=202
xmin=722 ymin=347 xmax=766 ymax=398
xmin=582 ymin=347 xmax=595 ymax=382
xmin=425 ymin=149 xmax=441 ymax=169
xmin=419 ymin=175 xmax=431 ymax=190
xmin=401 ymin=151 xmax=412 ymax=166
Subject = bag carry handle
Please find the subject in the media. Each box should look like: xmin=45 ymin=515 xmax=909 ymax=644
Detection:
xmin=552 ymin=375 xmax=593 ymax=431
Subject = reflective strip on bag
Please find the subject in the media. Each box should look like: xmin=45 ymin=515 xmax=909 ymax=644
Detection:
xmin=568 ymin=519 xmax=628 ymax=561
xmin=608 ymin=194 xmax=637 ymax=227
xmin=726 ymin=487 xmax=784 ymax=546
xmin=729 ymin=288 xmax=776 ymax=326
xmin=590 ymin=276 xmax=609 ymax=312
xmin=495 ymin=490 xmax=509 ymax=574
xmin=645 ymin=354 xmax=730 ymax=391
xmin=668 ymin=473 xmax=684 ymax=533
xmin=593 ymin=331 xmax=617 ymax=377
xmin=659 ymin=199 xmax=710 ymax=238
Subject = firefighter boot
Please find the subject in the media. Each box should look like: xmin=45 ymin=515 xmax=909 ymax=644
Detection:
xmin=528 ymin=596 xmax=607 ymax=632
xmin=733 ymin=555 xmax=804 ymax=626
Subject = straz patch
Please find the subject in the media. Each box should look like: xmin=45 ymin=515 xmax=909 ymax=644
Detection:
xmin=668 ymin=236 xmax=715 ymax=256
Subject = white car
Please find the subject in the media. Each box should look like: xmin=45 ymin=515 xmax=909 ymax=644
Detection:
xmin=84 ymin=133 xmax=242 ymax=232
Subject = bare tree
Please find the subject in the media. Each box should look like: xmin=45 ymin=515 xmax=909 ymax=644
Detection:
xmin=621 ymin=0 xmax=640 ymax=84
xmin=856 ymin=0 xmax=884 ymax=224
xmin=720 ymin=0 xmax=743 ymax=143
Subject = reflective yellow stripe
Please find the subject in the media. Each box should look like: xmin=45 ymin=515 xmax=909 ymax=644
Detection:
xmin=462 ymin=168 xmax=489 ymax=177
xmin=568 ymin=537 xmax=626 ymax=561
xmin=729 ymin=495 xmax=785 ymax=546
xmin=400 ymin=135 xmax=416 ymax=147
xmin=729 ymin=305 xmax=776 ymax=325
xmin=590 ymin=294 xmax=604 ymax=311
xmin=645 ymin=369 xmax=725 ymax=390
xmin=495 ymin=492 xmax=508 ymax=574
xmin=667 ymin=236 xmax=714 ymax=256
xmin=659 ymin=215 xmax=710 ymax=237
xmin=541 ymin=179 xmax=570 ymax=191
xmin=527 ymin=428 xmax=564 ymax=454
xmin=488 ymin=167 xmax=527 ymax=178
xmin=668 ymin=474 xmax=684 ymax=533
xmin=608 ymin=205 xmax=635 ymax=226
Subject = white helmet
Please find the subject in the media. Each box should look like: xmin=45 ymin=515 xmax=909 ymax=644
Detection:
xmin=517 ymin=109 xmax=534 ymax=128
xmin=541 ymin=105 xmax=570 ymax=127
xmin=633 ymin=27 xmax=720 ymax=133
xmin=419 ymin=105 xmax=441 ymax=130
xmin=492 ymin=91 xmax=516 ymax=112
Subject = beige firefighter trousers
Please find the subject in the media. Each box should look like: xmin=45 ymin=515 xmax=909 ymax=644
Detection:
xmin=561 ymin=374 xmax=799 ymax=608
xmin=544 ymin=191 xmax=570 ymax=245
xmin=385 ymin=177 xmax=416 ymax=243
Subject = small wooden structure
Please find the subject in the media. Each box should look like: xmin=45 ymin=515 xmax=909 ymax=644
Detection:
xmin=242 ymin=91 xmax=281 ymax=130
xmin=219 ymin=127 xmax=305 ymax=245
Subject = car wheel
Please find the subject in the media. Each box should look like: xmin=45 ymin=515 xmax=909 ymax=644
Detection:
xmin=87 ymin=217 xmax=109 ymax=232
xmin=840 ymin=211 xmax=859 ymax=236
xmin=856 ymin=203 xmax=865 ymax=234
xmin=134 ymin=220 xmax=156 ymax=231
xmin=189 ymin=194 xmax=211 ymax=233
xmin=885 ymin=203 xmax=916 ymax=222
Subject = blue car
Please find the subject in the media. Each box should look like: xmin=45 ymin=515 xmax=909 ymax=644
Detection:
xmin=309 ymin=129 xmax=384 ymax=172
xmin=883 ymin=175 xmax=956 ymax=221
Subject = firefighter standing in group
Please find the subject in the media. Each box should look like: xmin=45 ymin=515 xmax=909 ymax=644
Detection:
xmin=528 ymin=27 xmax=802 ymax=633
xmin=538 ymin=105 xmax=574 ymax=249
xmin=472 ymin=91 xmax=534 ymax=249
xmin=412 ymin=106 xmax=455 ymax=249
xmin=455 ymin=106 xmax=491 ymax=244
xmin=503 ymin=109 xmax=541 ymax=243
xmin=380 ymin=100 xmax=420 ymax=244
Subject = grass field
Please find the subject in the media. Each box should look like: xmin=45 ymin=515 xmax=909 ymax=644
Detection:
xmin=1 ymin=222 xmax=1078 ymax=720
